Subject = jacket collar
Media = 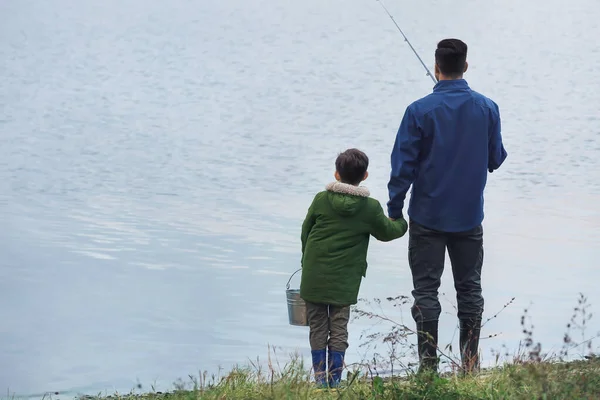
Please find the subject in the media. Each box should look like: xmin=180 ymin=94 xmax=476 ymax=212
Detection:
xmin=326 ymin=182 xmax=370 ymax=197
xmin=433 ymin=79 xmax=470 ymax=92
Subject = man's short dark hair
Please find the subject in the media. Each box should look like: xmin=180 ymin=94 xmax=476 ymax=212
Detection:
xmin=435 ymin=39 xmax=468 ymax=77
xmin=335 ymin=148 xmax=369 ymax=185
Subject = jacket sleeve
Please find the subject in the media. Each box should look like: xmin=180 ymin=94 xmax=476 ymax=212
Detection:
xmin=387 ymin=105 xmax=421 ymax=219
xmin=488 ymin=102 xmax=508 ymax=172
xmin=369 ymin=201 xmax=408 ymax=242
xmin=301 ymin=196 xmax=317 ymax=258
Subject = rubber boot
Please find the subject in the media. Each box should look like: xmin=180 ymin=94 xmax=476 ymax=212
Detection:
xmin=311 ymin=349 xmax=327 ymax=387
xmin=328 ymin=349 xmax=345 ymax=388
xmin=460 ymin=318 xmax=481 ymax=374
xmin=416 ymin=320 xmax=439 ymax=375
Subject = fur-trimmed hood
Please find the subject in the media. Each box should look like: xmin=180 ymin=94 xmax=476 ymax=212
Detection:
xmin=325 ymin=182 xmax=370 ymax=197
xmin=325 ymin=182 xmax=370 ymax=216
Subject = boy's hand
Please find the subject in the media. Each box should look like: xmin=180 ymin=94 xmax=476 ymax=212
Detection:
xmin=389 ymin=217 xmax=395 ymax=221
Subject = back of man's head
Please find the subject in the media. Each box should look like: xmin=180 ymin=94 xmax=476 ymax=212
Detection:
xmin=435 ymin=39 xmax=468 ymax=78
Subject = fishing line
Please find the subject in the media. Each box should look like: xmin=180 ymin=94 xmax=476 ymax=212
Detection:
xmin=375 ymin=0 xmax=437 ymax=85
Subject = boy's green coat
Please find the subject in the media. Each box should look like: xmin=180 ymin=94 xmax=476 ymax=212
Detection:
xmin=300 ymin=182 xmax=408 ymax=306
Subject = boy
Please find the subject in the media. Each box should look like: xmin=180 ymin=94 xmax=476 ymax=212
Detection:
xmin=300 ymin=148 xmax=408 ymax=388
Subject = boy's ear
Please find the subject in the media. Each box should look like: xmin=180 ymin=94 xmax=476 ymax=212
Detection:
xmin=362 ymin=171 xmax=369 ymax=181
xmin=334 ymin=171 xmax=341 ymax=182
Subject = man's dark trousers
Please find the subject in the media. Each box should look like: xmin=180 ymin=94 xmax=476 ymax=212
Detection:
xmin=408 ymin=219 xmax=484 ymax=372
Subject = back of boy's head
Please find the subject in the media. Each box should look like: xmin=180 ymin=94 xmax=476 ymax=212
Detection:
xmin=335 ymin=148 xmax=369 ymax=185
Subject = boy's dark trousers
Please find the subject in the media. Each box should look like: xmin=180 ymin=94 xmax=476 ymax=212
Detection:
xmin=305 ymin=302 xmax=349 ymax=387
xmin=408 ymin=220 xmax=484 ymax=374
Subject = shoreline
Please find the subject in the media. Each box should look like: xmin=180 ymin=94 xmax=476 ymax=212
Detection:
xmin=73 ymin=357 xmax=600 ymax=400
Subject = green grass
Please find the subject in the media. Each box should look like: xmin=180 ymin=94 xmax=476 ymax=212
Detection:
xmin=79 ymin=357 xmax=600 ymax=400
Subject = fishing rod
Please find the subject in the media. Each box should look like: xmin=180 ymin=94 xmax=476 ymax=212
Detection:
xmin=375 ymin=0 xmax=438 ymax=85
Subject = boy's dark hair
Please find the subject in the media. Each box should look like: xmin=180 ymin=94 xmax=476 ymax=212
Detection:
xmin=335 ymin=148 xmax=369 ymax=185
xmin=435 ymin=38 xmax=468 ymax=77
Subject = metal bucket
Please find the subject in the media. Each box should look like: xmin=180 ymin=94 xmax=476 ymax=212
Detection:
xmin=286 ymin=269 xmax=308 ymax=326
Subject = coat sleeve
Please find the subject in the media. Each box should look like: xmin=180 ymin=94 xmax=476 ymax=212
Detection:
xmin=488 ymin=102 xmax=508 ymax=172
xmin=387 ymin=105 xmax=422 ymax=219
xmin=301 ymin=196 xmax=317 ymax=259
xmin=369 ymin=200 xmax=408 ymax=242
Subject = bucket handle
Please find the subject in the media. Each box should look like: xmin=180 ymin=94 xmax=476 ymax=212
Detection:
xmin=286 ymin=268 xmax=302 ymax=290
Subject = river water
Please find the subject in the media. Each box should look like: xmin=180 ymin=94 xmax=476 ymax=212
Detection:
xmin=1 ymin=0 xmax=599 ymax=397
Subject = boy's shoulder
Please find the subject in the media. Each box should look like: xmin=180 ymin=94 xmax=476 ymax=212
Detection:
xmin=364 ymin=196 xmax=385 ymax=213
xmin=364 ymin=196 xmax=381 ymax=204
xmin=312 ymin=190 xmax=329 ymax=202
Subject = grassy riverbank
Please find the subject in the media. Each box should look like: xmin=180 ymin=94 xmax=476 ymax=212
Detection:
xmin=81 ymin=294 xmax=600 ymax=399
xmin=83 ymin=357 xmax=600 ymax=400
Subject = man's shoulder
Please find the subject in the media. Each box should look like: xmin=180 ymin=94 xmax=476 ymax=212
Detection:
xmin=406 ymin=85 xmax=500 ymax=117
xmin=469 ymin=89 xmax=499 ymax=112
xmin=406 ymin=93 xmax=438 ymax=116
xmin=406 ymin=91 xmax=454 ymax=117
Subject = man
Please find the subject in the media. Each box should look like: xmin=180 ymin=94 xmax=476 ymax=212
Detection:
xmin=387 ymin=38 xmax=507 ymax=374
